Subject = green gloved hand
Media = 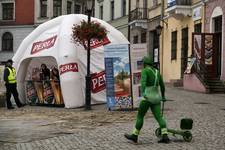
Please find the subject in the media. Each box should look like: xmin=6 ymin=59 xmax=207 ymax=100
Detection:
xmin=162 ymin=97 xmax=166 ymax=102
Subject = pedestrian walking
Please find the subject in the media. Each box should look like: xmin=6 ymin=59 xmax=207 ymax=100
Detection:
xmin=3 ymin=59 xmax=24 ymax=109
xmin=124 ymin=56 xmax=170 ymax=143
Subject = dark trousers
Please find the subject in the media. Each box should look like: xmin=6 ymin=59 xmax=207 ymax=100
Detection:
xmin=5 ymin=83 xmax=22 ymax=108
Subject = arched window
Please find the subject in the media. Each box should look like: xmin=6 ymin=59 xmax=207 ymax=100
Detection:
xmin=2 ymin=32 xmax=13 ymax=52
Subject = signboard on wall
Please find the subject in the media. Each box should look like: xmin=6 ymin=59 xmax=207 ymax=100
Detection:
xmin=130 ymin=44 xmax=147 ymax=108
xmin=193 ymin=6 xmax=202 ymax=21
xmin=104 ymin=44 xmax=132 ymax=110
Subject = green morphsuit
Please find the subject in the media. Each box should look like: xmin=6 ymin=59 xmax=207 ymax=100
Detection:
xmin=124 ymin=56 xmax=170 ymax=143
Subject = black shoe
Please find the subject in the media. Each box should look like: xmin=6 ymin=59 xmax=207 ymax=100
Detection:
xmin=158 ymin=134 xmax=170 ymax=143
xmin=124 ymin=133 xmax=138 ymax=143
xmin=8 ymin=106 xmax=15 ymax=109
xmin=18 ymin=104 xmax=26 ymax=108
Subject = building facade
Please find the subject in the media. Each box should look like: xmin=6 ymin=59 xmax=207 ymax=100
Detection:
xmin=204 ymin=0 xmax=225 ymax=80
xmin=0 ymin=0 xmax=86 ymax=63
xmin=0 ymin=0 xmax=35 ymax=62
xmin=161 ymin=0 xmax=205 ymax=83
xmin=94 ymin=0 xmax=129 ymax=39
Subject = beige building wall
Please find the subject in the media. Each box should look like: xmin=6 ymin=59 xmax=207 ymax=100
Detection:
xmin=161 ymin=0 xmax=205 ymax=82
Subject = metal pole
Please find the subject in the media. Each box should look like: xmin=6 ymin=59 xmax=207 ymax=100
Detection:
xmin=85 ymin=10 xmax=92 ymax=110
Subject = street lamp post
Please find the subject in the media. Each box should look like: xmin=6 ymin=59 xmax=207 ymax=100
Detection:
xmin=155 ymin=25 xmax=163 ymax=70
xmin=85 ymin=0 xmax=93 ymax=110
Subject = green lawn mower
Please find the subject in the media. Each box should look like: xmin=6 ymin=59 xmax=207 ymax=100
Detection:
xmin=155 ymin=102 xmax=193 ymax=142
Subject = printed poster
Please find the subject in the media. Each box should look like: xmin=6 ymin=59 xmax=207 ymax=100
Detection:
xmin=104 ymin=44 xmax=132 ymax=110
xmin=194 ymin=34 xmax=202 ymax=59
xmin=25 ymin=81 xmax=38 ymax=105
xmin=205 ymin=35 xmax=213 ymax=65
xmin=184 ymin=57 xmax=196 ymax=74
xmin=130 ymin=44 xmax=147 ymax=108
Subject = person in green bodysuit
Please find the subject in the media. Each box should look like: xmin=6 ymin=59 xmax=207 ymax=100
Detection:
xmin=124 ymin=56 xmax=170 ymax=143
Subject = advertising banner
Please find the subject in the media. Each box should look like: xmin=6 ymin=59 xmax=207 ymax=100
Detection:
xmin=91 ymin=71 xmax=106 ymax=93
xmin=104 ymin=44 xmax=132 ymax=110
xmin=25 ymin=81 xmax=38 ymax=105
xmin=130 ymin=44 xmax=147 ymax=108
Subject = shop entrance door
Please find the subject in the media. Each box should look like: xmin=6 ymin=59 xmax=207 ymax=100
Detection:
xmin=213 ymin=16 xmax=222 ymax=78
xmin=192 ymin=33 xmax=220 ymax=79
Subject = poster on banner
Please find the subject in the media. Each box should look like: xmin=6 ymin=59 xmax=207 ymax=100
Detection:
xmin=43 ymin=81 xmax=55 ymax=104
xmin=104 ymin=44 xmax=132 ymax=110
xmin=130 ymin=44 xmax=147 ymax=108
xmin=25 ymin=81 xmax=38 ymax=105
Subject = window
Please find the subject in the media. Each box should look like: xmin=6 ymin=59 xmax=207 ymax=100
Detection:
xmin=53 ymin=0 xmax=62 ymax=17
xmin=2 ymin=3 xmax=14 ymax=20
xmin=194 ymin=23 xmax=201 ymax=33
xmin=122 ymin=0 xmax=126 ymax=16
xmin=110 ymin=1 xmax=114 ymax=20
xmin=171 ymin=31 xmax=177 ymax=60
xmin=74 ymin=4 xmax=81 ymax=14
xmin=214 ymin=16 xmax=222 ymax=33
xmin=67 ymin=1 xmax=72 ymax=14
xmin=2 ymin=32 xmax=13 ymax=52
xmin=40 ymin=0 xmax=47 ymax=17
xmin=133 ymin=35 xmax=138 ymax=44
xmin=141 ymin=32 xmax=146 ymax=43
xmin=99 ymin=5 xmax=103 ymax=19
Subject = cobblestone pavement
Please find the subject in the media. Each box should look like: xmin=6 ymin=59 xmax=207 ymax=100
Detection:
xmin=0 ymin=86 xmax=225 ymax=150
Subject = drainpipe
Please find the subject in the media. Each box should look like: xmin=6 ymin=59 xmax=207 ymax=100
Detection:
xmin=160 ymin=0 xmax=164 ymax=76
xmin=128 ymin=0 xmax=131 ymax=42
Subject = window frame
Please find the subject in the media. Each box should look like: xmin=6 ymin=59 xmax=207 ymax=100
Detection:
xmin=194 ymin=23 xmax=202 ymax=33
xmin=99 ymin=5 xmax=103 ymax=19
xmin=40 ymin=0 xmax=47 ymax=18
xmin=122 ymin=0 xmax=126 ymax=16
xmin=74 ymin=3 xmax=81 ymax=14
xmin=67 ymin=1 xmax=72 ymax=14
xmin=2 ymin=32 xmax=13 ymax=52
xmin=53 ymin=0 xmax=62 ymax=17
xmin=141 ymin=32 xmax=146 ymax=43
xmin=133 ymin=35 xmax=138 ymax=44
xmin=2 ymin=2 xmax=14 ymax=20
xmin=110 ymin=1 xmax=114 ymax=20
xmin=171 ymin=31 xmax=177 ymax=60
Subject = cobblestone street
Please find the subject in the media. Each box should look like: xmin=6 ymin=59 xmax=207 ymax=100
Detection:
xmin=0 ymin=86 xmax=225 ymax=150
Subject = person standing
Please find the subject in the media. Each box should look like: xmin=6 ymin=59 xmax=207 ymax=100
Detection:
xmin=124 ymin=56 xmax=170 ymax=143
xmin=40 ymin=64 xmax=50 ymax=80
xmin=3 ymin=59 xmax=24 ymax=109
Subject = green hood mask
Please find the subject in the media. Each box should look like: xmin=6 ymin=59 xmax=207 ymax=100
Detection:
xmin=143 ymin=56 xmax=153 ymax=66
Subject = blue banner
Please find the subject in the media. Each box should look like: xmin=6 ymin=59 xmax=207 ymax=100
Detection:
xmin=104 ymin=44 xmax=132 ymax=110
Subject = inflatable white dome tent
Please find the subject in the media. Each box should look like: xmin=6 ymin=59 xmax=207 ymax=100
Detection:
xmin=13 ymin=14 xmax=129 ymax=108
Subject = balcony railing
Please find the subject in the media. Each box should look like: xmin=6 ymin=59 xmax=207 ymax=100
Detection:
xmin=129 ymin=8 xmax=149 ymax=22
xmin=168 ymin=0 xmax=192 ymax=8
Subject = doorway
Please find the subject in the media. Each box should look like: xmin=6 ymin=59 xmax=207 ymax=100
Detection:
xmin=213 ymin=15 xmax=222 ymax=77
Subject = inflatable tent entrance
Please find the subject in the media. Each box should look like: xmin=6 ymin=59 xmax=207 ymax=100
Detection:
xmin=13 ymin=14 xmax=129 ymax=108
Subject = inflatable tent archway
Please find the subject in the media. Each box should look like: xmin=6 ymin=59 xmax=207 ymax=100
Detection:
xmin=13 ymin=14 xmax=129 ymax=108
